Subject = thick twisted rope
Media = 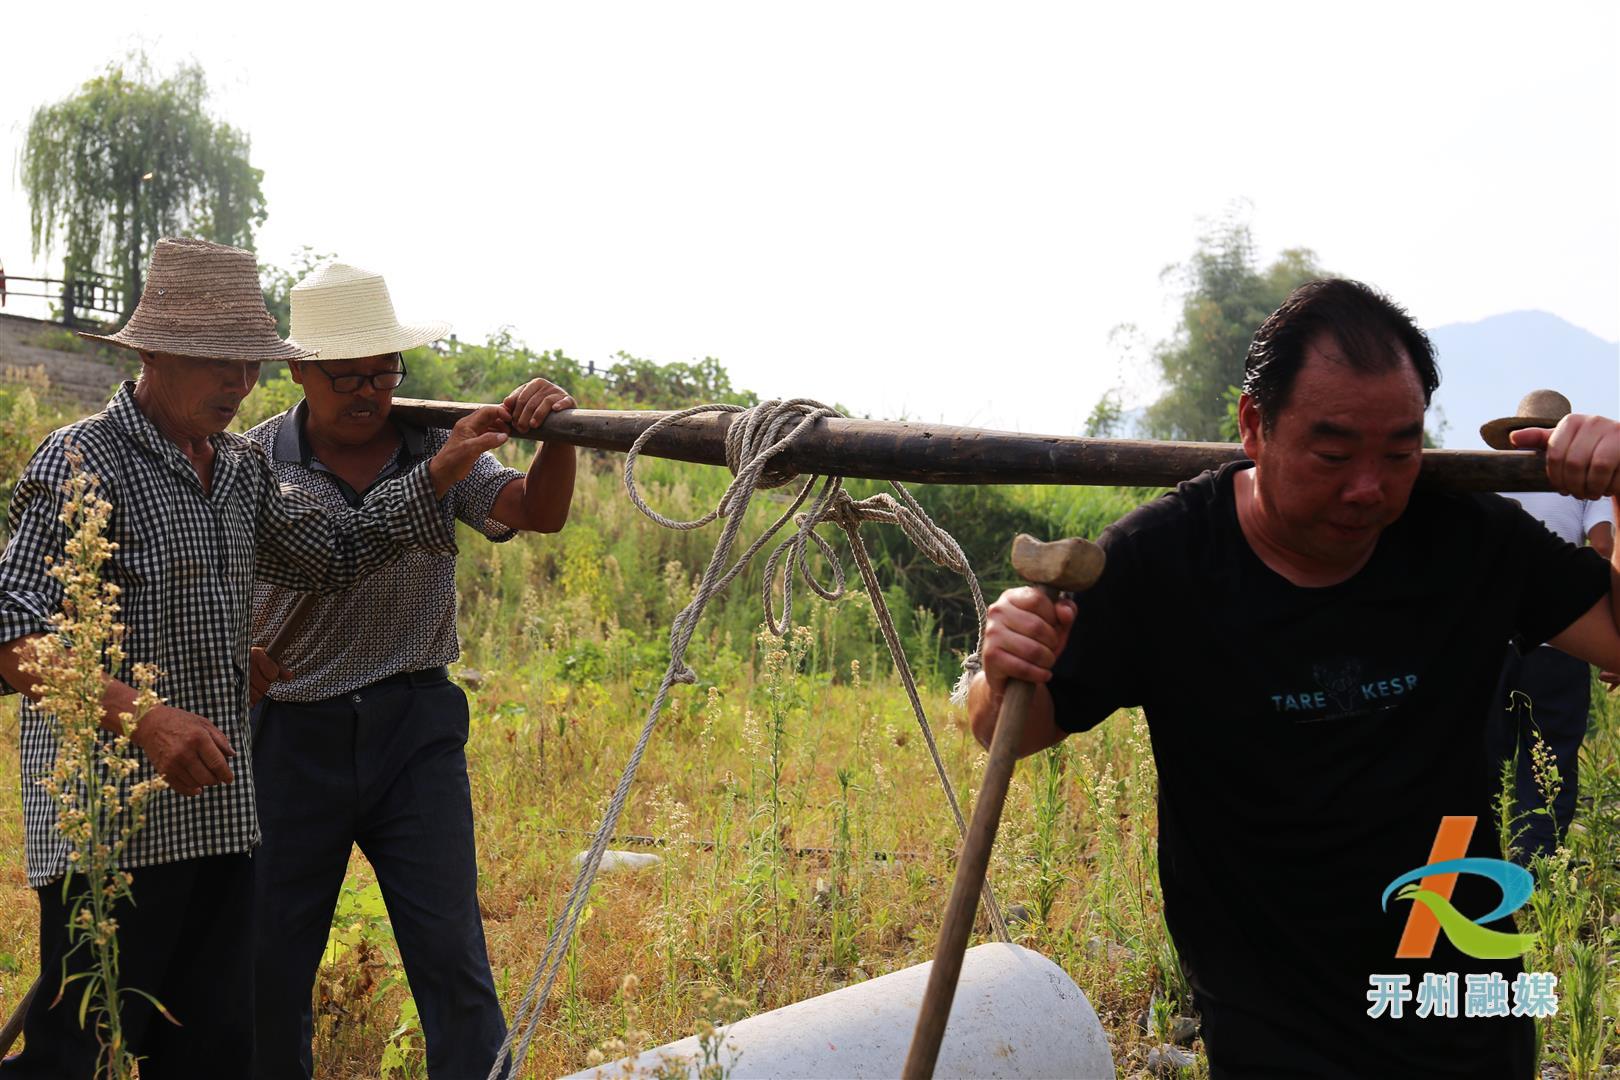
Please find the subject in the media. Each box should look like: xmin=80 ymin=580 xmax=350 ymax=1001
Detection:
xmin=492 ymin=399 xmax=1000 ymax=1079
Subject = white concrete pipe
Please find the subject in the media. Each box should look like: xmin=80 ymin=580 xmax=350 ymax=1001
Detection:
xmin=562 ymin=943 xmax=1114 ymax=1079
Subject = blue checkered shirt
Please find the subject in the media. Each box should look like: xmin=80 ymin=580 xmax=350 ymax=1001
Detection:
xmin=0 ymin=382 xmax=456 ymax=886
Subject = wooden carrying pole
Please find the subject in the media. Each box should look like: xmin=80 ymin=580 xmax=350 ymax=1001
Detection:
xmin=390 ymin=398 xmax=1557 ymax=491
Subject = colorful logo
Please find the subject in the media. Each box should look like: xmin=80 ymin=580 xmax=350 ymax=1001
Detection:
xmin=1382 ymin=815 xmax=1538 ymax=960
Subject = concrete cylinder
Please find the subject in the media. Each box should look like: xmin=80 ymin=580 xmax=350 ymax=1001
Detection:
xmin=562 ymin=943 xmax=1114 ymax=1079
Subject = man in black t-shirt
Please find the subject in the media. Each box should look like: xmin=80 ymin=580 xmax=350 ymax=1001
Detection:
xmin=968 ymin=279 xmax=1620 ymax=1078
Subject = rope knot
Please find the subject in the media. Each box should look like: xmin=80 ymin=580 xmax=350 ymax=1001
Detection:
xmin=504 ymin=395 xmax=1000 ymax=1078
xmin=723 ymin=399 xmax=841 ymax=489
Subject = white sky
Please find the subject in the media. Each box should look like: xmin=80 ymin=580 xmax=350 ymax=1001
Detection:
xmin=2 ymin=1 xmax=1615 ymax=434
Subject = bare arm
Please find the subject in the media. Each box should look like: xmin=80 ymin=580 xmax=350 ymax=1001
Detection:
xmin=965 ymin=587 xmax=1076 ymax=758
xmin=490 ymin=378 xmax=578 ymax=533
xmin=967 ymin=671 xmax=1066 ymax=758
xmin=1589 ymin=521 xmax=1614 ymax=562
xmin=1511 ymin=421 xmax=1620 ymax=651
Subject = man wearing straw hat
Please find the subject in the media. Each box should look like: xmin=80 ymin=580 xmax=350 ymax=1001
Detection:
xmin=0 ymin=237 xmax=518 ymax=1077
xmin=1481 ymin=389 xmax=1615 ymax=862
xmin=241 ymin=262 xmax=576 ymax=1079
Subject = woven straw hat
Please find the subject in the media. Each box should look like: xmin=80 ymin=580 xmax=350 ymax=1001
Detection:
xmin=78 ymin=237 xmax=314 ymax=361
xmin=289 ymin=262 xmax=449 ymax=361
xmin=1480 ymin=389 xmax=1573 ymax=450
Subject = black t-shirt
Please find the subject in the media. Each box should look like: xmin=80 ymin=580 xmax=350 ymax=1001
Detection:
xmin=1049 ymin=462 xmax=1611 ymax=1078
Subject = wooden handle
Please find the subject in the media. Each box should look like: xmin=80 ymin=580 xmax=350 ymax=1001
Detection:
xmin=902 ymin=614 xmax=1048 ymax=1080
xmin=0 ymin=974 xmax=40 ymax=1058
xmin=251 ymin=592 xmax=321 ymax=705
xmin=262 ymin=592 xmax=319 ymax=660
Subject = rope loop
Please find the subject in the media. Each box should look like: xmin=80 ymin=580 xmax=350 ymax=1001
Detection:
xmin=494 ymin=396 xmax=998 ymax=1079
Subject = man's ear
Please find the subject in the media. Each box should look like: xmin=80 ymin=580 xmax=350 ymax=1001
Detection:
xmin=288 ymin=361 xmax=307 ymax=387
xmin=1237 ymin=393 xmax=1265 ymax=459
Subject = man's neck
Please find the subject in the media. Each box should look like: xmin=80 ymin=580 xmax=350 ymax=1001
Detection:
xmin=1232 ymin=468 xmax=1375 ymax=588
xmin=302 ymin=416 xmax=402 ymax=468
xmin=132 ymin=380 xmax=215 ymax=475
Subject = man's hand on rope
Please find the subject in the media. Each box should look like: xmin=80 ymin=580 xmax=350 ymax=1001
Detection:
xmin=249 ymin=645 xmax=291 ymax=705
xmin=132 ymin=705 xmax=236 ymax=796
xmin=503 ymin=378 xmax=576 ymax=434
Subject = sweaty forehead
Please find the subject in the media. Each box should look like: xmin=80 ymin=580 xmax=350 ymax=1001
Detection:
xmin=1284 ymin=346 xmax=1426 ymax=437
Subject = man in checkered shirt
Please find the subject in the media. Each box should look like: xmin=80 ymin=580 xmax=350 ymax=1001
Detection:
xmin=243 ymin=262 xmax=576 ymax=1079
xmin=0 ymin=239 xmax=516 ymax=1077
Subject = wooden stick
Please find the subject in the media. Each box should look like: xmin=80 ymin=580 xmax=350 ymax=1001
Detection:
xmin=901 ymin=665 xmax=1043 ymax=1080
xmin=390 ymin=398 xmax=1555 ymax=491
xmin=0 ymin=974 xmax=38 ymax=1058
xmin=250 ymin=592 xmax=320 ymax=706
xmin=262 ymin=592 xmax=319 ymax=660
xmin=903 ymin=537 xmax=1104 ymax=1078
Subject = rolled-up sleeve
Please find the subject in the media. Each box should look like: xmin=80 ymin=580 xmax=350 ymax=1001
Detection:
xmin=252 ymin=456 xmax=457 ymax=592
xmin=453 ymin=448 xmax=523 ymax=542
xmin=0 ymin=438 xmax=82 ymax=692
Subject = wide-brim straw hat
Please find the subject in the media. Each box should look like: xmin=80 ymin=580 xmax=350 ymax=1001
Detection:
xmin=1480 ymin=389 xmax=1573 ymax=450
xmin=289 ymin=262 xmax=449 ymax=361
xmin=78 ymin=237 xmax=315 ymax=362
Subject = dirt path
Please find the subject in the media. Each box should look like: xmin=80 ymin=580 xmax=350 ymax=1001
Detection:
xmin=0 ymin=313 xmax=133 ymax=412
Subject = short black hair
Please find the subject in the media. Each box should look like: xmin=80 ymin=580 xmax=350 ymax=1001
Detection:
xmin=1241 ymin=278 xmax=1440 ymax=430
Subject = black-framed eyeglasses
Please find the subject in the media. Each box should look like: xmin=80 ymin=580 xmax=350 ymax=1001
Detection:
xmin=307 ymin=357 xmax=408 ymax=393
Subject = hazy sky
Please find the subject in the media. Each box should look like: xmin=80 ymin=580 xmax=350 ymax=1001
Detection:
xmin=3 ymin=1 xmax=1615 ymax=434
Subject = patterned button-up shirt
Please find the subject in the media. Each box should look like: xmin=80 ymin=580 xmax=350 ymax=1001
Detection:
xmin=0 ymin=383 xmax=456 ymax=886
xmin=246 ymin=403 xmax=521 ymax=701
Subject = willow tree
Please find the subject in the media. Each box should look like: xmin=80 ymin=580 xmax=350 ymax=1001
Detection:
xmin=21 ymin=56 xmax=267 ymax=321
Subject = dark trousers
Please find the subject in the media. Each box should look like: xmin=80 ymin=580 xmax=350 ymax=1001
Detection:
xmin=1 ymin=853 xmax=253 ymax=1079
xmin=249 ymin=669 xmax=505 ymax=1080
xmin=1487 ymin=644 xmax=1590 ymax=863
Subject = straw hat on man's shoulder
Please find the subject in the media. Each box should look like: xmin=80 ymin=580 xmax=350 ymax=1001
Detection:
xmin=289 ymin=263 xmax=449 ymax=361
xmin=79 ymin=237 xmax=315 ymax=362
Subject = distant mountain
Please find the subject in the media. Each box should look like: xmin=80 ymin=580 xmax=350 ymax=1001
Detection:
xmin=1427 ymin=311 xmax=1618 ymax=449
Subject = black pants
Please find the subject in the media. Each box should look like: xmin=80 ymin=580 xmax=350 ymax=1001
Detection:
xmin=1487 ymin=644 xmax=1590 ymax=862
xmin=249 ymin=669 xmax=505 ymax=1080
xmin=1 ymin=853 xmax=253 ymax=1079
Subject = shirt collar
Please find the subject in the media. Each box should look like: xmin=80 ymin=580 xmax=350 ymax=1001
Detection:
xmin=272 ymin=399 xmax=429 ymax=467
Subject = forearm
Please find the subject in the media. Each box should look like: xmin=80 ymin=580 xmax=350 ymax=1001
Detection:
xmin=491 ymin=442 xmax=577 ymax=533
xmin=428 ymin=452 xmax=460 ymax=500
xmin=1608 ymin=497 xmax=1620 ymax=639
xmin=0 ymin=633 xmax=142 ymax=737
xmin=518 ymin=441 xmax=576 ymax=532
xmin=257 ymin=464 xmax=454 ymax=592
xmin=966 ymin=671 xmax=1066 ymax=758
xmin=1609 ymin=545 xmax=1620 ymax=642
